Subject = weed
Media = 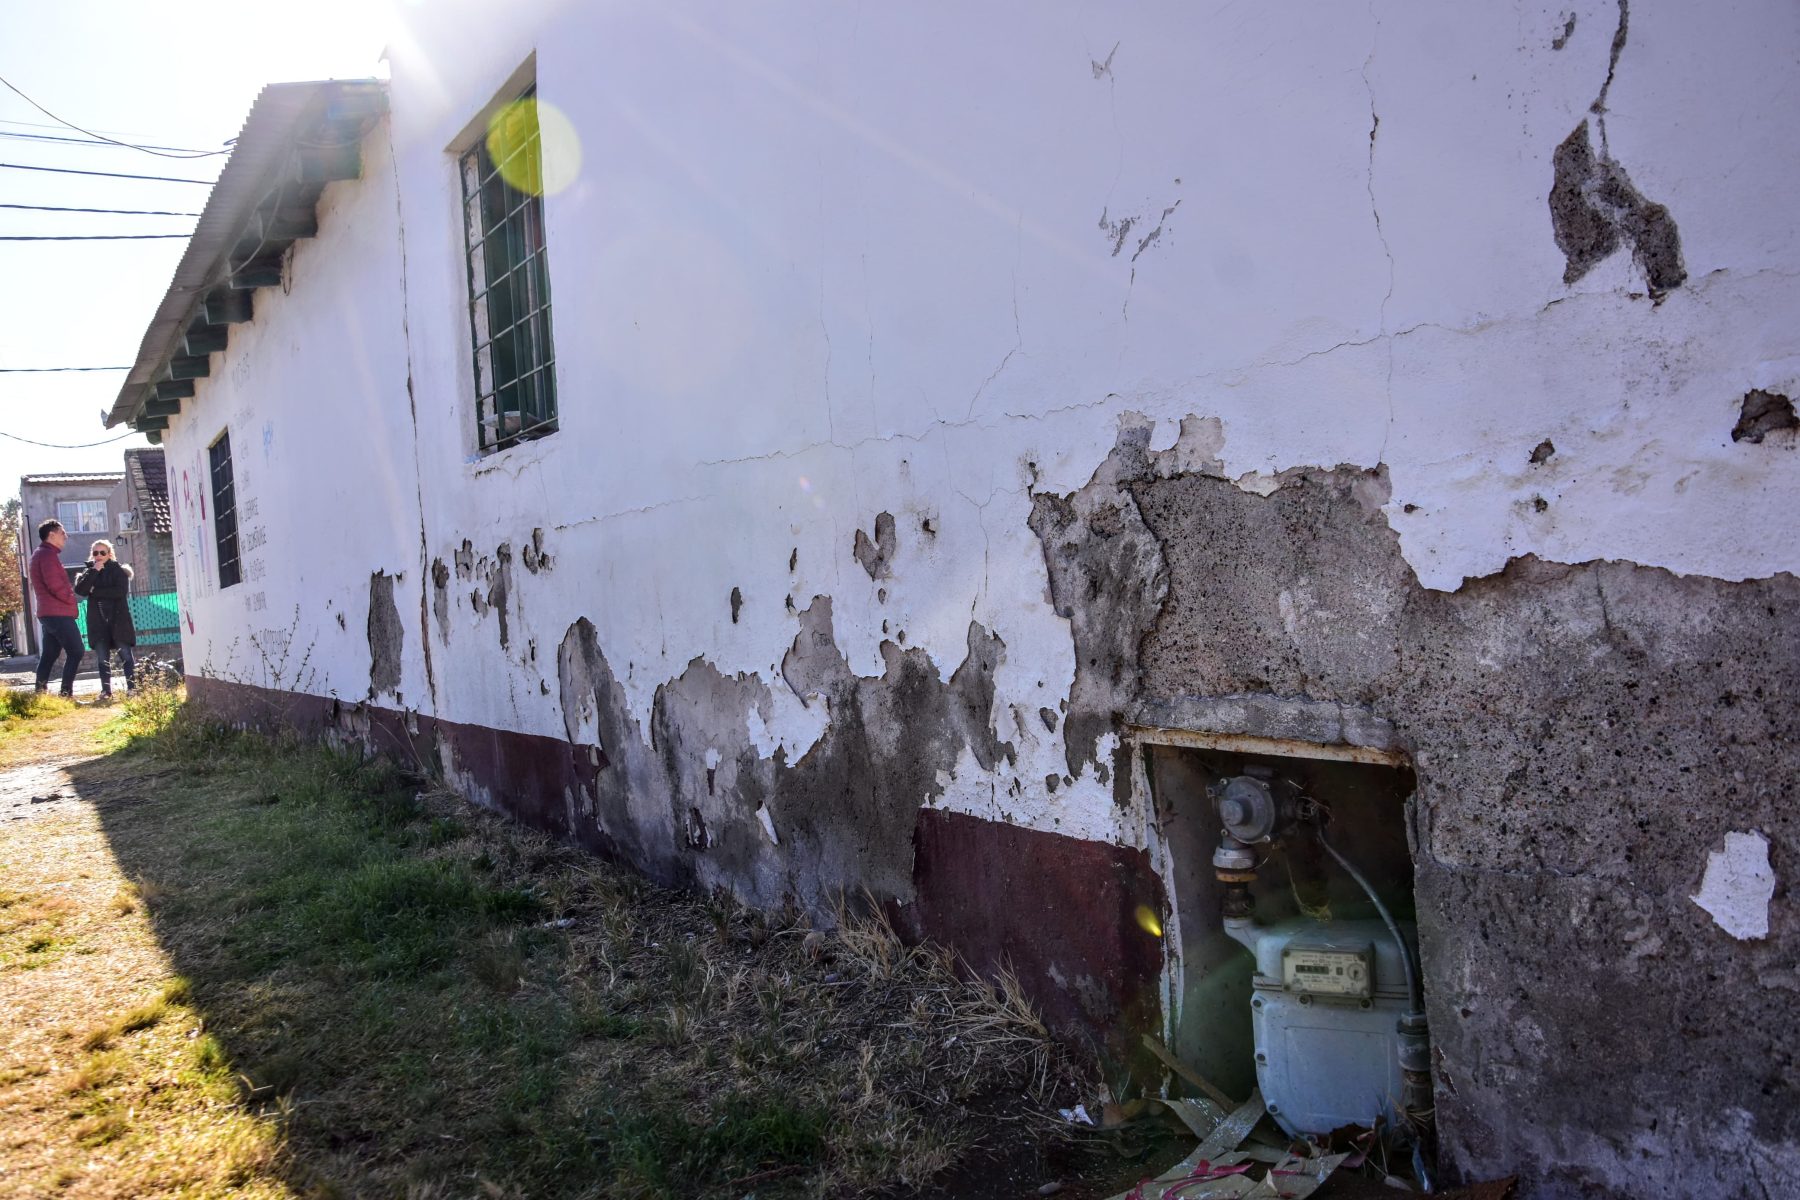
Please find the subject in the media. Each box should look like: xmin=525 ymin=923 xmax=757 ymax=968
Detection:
xmin=191 ymin=1034 xmax=230 ymax=1077
xmin=607 ymin=1095 xmax=826 ymax=1195
xmin=471 ymin=929 xmax=527 ymax=992
xmin=72 ymin=1112 xmax=128 ymax=1147
xmin=63 ymin=1053 xmax=123 ymax=1095
xmin=0 ymin=689 xmax=75 ymax=725
xmin=77 ymin=979 xmax=191 ymax=1050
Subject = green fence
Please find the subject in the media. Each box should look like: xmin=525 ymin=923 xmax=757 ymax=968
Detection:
xmin=74 ymin=590 xmax=183 ymax=650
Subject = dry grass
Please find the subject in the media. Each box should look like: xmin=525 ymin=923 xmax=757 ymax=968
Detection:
xmin=0 ymin=687 xmax=1102 ymax=1199
xmin=0 ymin=777 xmax=287 ymax=1198
xmin=0 ymin=690 xmax=104 ymax=770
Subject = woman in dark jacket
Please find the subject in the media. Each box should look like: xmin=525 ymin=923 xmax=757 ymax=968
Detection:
xmin=73 ymin=539 xmax=137 ymax=698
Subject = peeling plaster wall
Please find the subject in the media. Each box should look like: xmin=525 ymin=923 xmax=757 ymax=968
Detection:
xmin=165 ymin=3 xmax=1800 ymax=1195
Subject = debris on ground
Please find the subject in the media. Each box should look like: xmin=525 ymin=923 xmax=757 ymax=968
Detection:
xmin=1061 ymin=1037 xmax=1517 ymax=1199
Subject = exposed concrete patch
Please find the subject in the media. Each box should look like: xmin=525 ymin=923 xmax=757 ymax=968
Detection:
xmin=1549 ymin=3 xmax=1686 ymax=300
xmin=429 ymin=557 xmax=450 ymax=642
xmin=546 ymin=596 xmax=1017 ymax=916
xmin=487 ymin=542 xmax=512 ymax=650
xmin=1692 ymin=830 xmax=1775 ymax=940
xmin=852 ymin=511 xmax=897 ymax=580
xmin=651 ymin=656 xmax=786 ymax=899
xmin=946 ymin=621 xmax=1015 ymax=771
xmin=770 ymin=597 xmax=1008 ymax=908
xmin=1028 ymin=416 xmax=1168 ymax=796
xmin=366 ymin=570 xmax=403 ymax=699
xmin=1089 ymin=40 xmax=1118 ymax=81
xmin=520 ymin=527 xmax=553 ymax=573
xmin=451 ymin=540 xmax=522 ymax=650
xmin=1732 ymin=389 xmax=1797 ymax=445
xmin=556 ymin=616 xmax=678 ymax=874
xmin=1023 ymin=415 xmax=1798 ymax=1190
xmin=1551 ymin=11 xmax=1577 ymax=50
xmin=1115 ymin=461 xmax=1798 ymax=1194
xmin=1549 ymin=121 xmax=1685 ymax=299
xmin=1098 ymin=208 xmax=1137 ymax=258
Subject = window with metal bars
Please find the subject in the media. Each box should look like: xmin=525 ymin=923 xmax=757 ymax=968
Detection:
xmin=210 ymin=432 xmax=240 ymax=589
xmin=459 ymin=86 xmax=558 ymax=452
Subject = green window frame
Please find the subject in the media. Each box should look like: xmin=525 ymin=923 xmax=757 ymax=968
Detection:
xmin=459 ymin=86 xmax=558 ymax=453
xmin=210 ymin=431 xmax=240 ymax=589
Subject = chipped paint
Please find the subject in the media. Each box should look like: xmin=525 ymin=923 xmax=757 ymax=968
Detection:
xmin=1692 ymin=831 xmax=1776 ymax=941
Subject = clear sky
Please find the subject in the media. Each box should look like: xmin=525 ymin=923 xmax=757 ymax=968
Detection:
xmin=0 ymin=0 xmax=392 ymax=499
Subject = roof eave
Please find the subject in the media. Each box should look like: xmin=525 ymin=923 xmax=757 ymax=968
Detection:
xmin=105 ymin=79 xmax=388 ymax=432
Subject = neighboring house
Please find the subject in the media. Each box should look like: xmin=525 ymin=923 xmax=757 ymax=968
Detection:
xmin=111 ymin=448 xmax=176 ymax=593
xmin=16 ymin=472 xmax=124 ymax=653
xmin=102 ymin=6 xmax=1798 ymax=1196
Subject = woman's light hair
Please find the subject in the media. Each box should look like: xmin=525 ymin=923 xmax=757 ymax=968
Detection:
xmin=91 ymin=539 xmax=114 ymax=556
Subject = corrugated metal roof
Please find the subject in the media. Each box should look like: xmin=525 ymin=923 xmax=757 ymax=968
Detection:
xmin=20 ymin=473 xmax=125 ymax=485
xmin=104 ymin=79 xmax=386 ymax=430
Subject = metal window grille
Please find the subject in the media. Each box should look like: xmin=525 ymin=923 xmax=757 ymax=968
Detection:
xmin=210 ymin=433 xmax=240 ymax=589
xmin=459 ymin=87 xmax=558 ymax=452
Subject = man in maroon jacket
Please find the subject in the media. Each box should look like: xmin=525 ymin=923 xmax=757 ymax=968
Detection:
xmin=29 ymin=519 xmax=84 ymax=696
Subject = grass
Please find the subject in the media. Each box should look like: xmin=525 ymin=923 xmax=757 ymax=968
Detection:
xmin=1 ymin=689 xmax=75 ymax=724
xmin=0 ymin=687 xmax=84 ymax=768
xmin=0 ymin=684 xmax=1098 ymax=1198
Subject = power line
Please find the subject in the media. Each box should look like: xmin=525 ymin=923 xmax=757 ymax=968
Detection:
xmin=0 ymin=128 xmax=218 ymax=155
xmin=0 ymin=366 xmax=130 ymax=372
xmin=0 ymin=233 xmax=192 ymax=240
xmin=0 ymin=74 xmax=228 ymax=159
xmin=0 ymin=202 xmax=200 ymax=217
xmin=0 ymin=162 xmax=213 ymax=184
xmin=0 ymin=428 xmax=139 ymax=449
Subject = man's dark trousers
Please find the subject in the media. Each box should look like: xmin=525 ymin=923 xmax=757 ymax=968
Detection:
xmin=35 ymin=616 xmax=83 ymax=695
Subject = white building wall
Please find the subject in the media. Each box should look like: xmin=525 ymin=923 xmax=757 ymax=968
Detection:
xmin=367 ymin=0 xmax=1797 ymax=833
xmin=165 ymin=124 xmax=426 ymax=704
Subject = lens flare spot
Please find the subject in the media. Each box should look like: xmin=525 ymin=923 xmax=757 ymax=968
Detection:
xmin=1134 ymin=905 xmax=1163 ymax=938
xmin=487 ymin=98 xmax=582 ymax=196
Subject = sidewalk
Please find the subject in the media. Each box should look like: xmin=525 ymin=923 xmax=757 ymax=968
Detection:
xmin=1 ymin=652 xmax=175 ymax=697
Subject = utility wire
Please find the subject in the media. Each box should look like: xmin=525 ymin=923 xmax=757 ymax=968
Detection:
xmin=0 ymin=233 xmax=192 ymax=240
xmin=0 ymin=162 xmax=212 ymax=184
xmin=0 ymin=366 xmax=130 ymax=372
xmin=0 ymin=202 xmax=200 ymax=216
xmin=0 ymin=428 xmax=139 ymax=449
xmin=0 ymin=74 xmax=228 ymax=158
xmin=0 ymin=128 xmax=218 ymax=155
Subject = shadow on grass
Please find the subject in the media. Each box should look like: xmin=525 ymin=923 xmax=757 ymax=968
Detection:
xmin=60 ymin=692 xmax=1096 ymax=1199
xmin=64 ymin=710 xmax=824 ymax=1198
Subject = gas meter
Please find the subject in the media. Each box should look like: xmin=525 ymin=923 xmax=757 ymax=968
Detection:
xmin=1208 ymin=770 xmax=1430 ymax=1139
